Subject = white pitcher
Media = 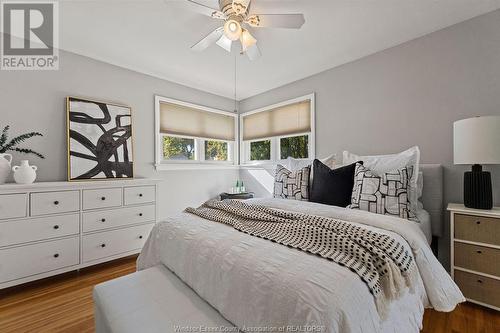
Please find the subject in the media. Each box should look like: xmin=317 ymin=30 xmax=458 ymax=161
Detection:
xmin=12 ymin=160 xmax=37 ymax=184
xmin=0 ymin=153 xmax=12 ymax=184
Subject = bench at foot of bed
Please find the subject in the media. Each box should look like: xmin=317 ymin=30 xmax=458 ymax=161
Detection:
xmin=93 ymin=265 xmax=233 ymax=333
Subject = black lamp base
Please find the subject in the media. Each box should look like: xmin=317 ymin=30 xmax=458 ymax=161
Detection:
xmin=464 ymin=164 xmax=493 ymax=210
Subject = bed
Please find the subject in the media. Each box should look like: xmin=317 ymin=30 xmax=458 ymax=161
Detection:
xmin=94 ymin=164 xmax=464 ymax=333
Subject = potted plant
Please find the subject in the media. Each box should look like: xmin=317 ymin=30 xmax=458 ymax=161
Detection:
xmin=0 ymin=125 xmax=45 ymax=184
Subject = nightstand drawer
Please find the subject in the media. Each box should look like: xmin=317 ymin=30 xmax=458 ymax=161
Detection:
xmin=454 ymin=214 xmax=500 ymax=246
xmin=454 ymin=270 xmax=500 ymax=308
xmin=454 ymin=242 xmax=500 ymax=277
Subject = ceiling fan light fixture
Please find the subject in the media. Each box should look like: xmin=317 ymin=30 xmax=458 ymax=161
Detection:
xmin=224 ymin=19 xmax=242 ymax=41
xmin=240 ymin=28 xmax=256 ymax=52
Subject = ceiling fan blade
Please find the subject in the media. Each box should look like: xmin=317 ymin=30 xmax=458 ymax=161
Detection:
xmin=246 ymin=14 xmax=305 ymax=29
xmin=191 ymin=27 xmax=224 ymax=51
xmin=246 ymin=44 xmax=261 ymax=61
xmin=183 ymin=0 xmax=226 ymax=19
xmin=216 ymin=35 xmax=233 ymax=52
xmin=232 ymin=0 xmax=250 ymax=16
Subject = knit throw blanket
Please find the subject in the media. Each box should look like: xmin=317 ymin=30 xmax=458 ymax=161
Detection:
xmin=185 ymin=199 xmax=418 ymax=318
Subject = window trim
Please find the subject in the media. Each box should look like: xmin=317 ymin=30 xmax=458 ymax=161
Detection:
xmin=155 ymin=95 xmax=238 ymax=170
xmin=239 ymin=93 xmax=315 ymax=166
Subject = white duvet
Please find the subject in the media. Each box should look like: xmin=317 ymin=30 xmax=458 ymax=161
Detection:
xmin=137 ymin=198 xmax=464 ymax=333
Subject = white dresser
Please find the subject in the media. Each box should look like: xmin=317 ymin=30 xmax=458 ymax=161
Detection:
xmin=0 ymin=179 xmax=159 ymax=289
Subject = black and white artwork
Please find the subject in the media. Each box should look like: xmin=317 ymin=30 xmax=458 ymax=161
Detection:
xmin=67 ymin=97 xmax=133 ymax=180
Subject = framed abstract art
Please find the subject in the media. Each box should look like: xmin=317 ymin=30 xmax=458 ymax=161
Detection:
xmin=66 ymin=97 xmax=134 ymax=180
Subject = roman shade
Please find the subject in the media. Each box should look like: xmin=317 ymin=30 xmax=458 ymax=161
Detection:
xmin=160 ymin=102 xmax=235 ymax=141
xmin=242 ymin=100 xmax=311 ymax=141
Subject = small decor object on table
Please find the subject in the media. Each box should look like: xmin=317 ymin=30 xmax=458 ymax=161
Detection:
xmin=67 ymin=97 xmax=134 ymax=181
xmin=0 ymin=125 xmax=44 ymax=184
xmin=220 ymin=192 xmax=254 ymax=201
xmin=454 ymin=116 xmax=500 ymax=209
xmin=12 ymin=160 xmax=38 ymax=184
xmin=448 ymin=203 xmax=500 ymax=310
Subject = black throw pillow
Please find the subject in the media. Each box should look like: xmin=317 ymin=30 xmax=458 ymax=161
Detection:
xmin=310 ymin=160 xmax=360 ymax=207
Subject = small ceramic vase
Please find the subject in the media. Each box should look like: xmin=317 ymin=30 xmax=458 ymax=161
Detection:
xmin=12 ymin=160 xmax=37 ymax=184
xmin=0 ymin=153 xmax=12 ymax=184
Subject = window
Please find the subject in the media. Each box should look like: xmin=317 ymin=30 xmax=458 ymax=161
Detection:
xmin=280 ymin=134 xmax=309 ymax=159
xmin=250 ymin=140 xmax=271 ymax=161
xmin=205 ymin=140 xmax=228 ymax=161
xmin=241 ymin=94 xmax=315 ymax=165
xmin=155 ymin=96 xmax=237 ymax=169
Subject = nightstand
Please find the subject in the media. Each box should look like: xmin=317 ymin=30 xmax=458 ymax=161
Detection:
xmin=448 ymin=203 xmax=500 ymax=310
xmin=219 ymin=192 xmax=254 ymax=201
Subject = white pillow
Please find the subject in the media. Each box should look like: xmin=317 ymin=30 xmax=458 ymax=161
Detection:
xmin=286 ymin=155 xmax=336 ymax=171
xmin=343 ymin=146 xmax=420 ymax=213
xmin=417 ymin=171 xmax=423 ymax=199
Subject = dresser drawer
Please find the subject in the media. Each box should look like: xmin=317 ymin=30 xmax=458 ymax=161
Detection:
xmin=30 ymin=191 xmax=80 ymax=216
xmin=0 ymin=193 xmax=27 ymax=220
xmin=82 ymin=205 xmax=155 ymax=232
xmin=82 ymin=188 xmax=122 ymax=210
xmin=454 ymin=214 xmax=500 ymax=246
xmin=0 ymin=214 xmax=79 ymax=247
xmin=454 ymin=242 xmax=500 ymax=277
xmin=0 ymin=237 xmax=79 ymax=283
xmin=82 ymin=223 xmax=153 ymax=263
xmin=124 ymin=186 xmax=155 ymax=206
xmin=454 ymin=270 xmax=500 ymax=308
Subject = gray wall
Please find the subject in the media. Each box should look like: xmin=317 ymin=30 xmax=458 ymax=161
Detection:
xmin=0 ymin=47 xmax=238 ymax=218
xmin=239 ymin=10 xmax=500 ymax=269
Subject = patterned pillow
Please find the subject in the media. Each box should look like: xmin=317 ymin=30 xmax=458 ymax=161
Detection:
xmin=350 ymin=163 xmax=417 ymax=220
xmin=274 ymin=164 xmax=310 ymax=201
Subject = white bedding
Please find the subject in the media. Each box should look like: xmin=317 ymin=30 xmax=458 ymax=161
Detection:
xmin=137 ymin=198 xmax=464 ymax=333
xmin=416 ymin=208 xmax=432 ymax=244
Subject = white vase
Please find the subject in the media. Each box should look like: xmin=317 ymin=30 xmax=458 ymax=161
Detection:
xmin=12 ymin=160 xmax=37 ymax=184
xmin=0 ymin=153 xmax=12 ymax=184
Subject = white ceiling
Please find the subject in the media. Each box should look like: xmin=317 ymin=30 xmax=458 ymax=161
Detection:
xmin=59 ymin=0 xmax=500 ymax=100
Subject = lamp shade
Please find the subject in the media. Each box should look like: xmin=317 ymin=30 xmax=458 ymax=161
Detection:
xmin=453 ymin=116 xmax=500 ymax=165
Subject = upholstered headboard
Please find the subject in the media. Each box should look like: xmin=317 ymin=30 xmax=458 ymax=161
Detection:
xmin=420 ymin=164 xmax=444 ymax=237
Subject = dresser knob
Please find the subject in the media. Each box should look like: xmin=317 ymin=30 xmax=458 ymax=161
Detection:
xmin=476 ymin=250 xmax=482 ymax=254
xmin=477 ymin=279 xmax=483 ymax=284
xmin=101 ymin=197 xmax=106 ymax=201
xmin=101 ymin=218 xmax=106 ymax=222
xmin=139 ymin=193 xmax=143 ymax=197
xmin=139 ymin=213 xmax=143 ymax=217
xmin=476 ymin=221 xmax=481 ymax=225
xmin=53 ymin=225 xmax=59 ymax=230
xmin=53 ymin=253 xmax=59 ymax=258
xmin=54 ymin=200 xmax=59 ymax=205
xmin=101 ymin=243 xmax=106 ymax=248
xmin=139 ymin=235 xmax=143 ymax=239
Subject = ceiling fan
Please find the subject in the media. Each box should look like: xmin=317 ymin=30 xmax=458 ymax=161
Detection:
xmin=183 ymin=0 xmax=305 ymax=60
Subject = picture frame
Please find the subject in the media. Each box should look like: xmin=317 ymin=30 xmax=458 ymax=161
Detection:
xmin=66 ymin=96 xmax=134 ymax=181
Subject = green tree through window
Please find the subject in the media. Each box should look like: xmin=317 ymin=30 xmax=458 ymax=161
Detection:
xmin=163 ymin=136 xmax=195 ymax=160
xmin=205 ymin=141 xmax=228 ymax=161
xmin=280 ymin=135 xmax=309 ymax=159
xmin=250 ymin=140 xmax=271 ymax=160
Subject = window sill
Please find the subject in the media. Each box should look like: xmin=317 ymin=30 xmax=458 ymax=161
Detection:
xmin=155 ymin=163 xmax=239 ymax=171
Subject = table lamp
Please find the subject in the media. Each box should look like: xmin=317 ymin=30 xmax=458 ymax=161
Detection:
xmin=454 ymin=116 xmax=500 ymax=209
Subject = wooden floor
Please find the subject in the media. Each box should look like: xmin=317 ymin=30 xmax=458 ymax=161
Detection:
xmin=0 ymin=256 xmax=498 ymax=333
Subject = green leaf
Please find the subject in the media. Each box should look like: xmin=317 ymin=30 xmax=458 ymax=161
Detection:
xmin=12 ymin=147 xmax=45 ymax=159
xmin=0 ymin=125 xmax=9 ymax=148
xmin=3 ymin=132 xmax=43 ymax=151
